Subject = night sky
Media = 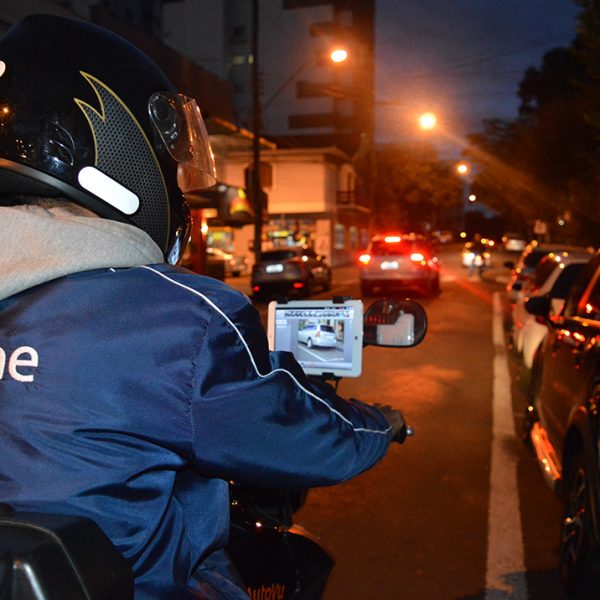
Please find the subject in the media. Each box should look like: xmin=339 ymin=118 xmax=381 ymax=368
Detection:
xmin=375 ymin=0 xmax=580 ymax=156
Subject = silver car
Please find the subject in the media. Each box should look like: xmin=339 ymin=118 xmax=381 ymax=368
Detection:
xmin=297 ymin=324 xmax=337 ymax=348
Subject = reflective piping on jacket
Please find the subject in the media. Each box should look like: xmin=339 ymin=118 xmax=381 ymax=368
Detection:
xmin=140 ymin=266 xmax=391 ymax=436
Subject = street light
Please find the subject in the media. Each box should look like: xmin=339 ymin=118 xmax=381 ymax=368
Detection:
xmin=418 ymin=112 xmax=438 ymax=131
xmin=250 ymin=29 xmax=352 ymax=260
xmin=329 ymin=47 xmax=349 ymax=63
xmin=456 ymin=161 xmax=470 ymax=176
xmin=455 ymin=161 xmax=472 ymax=234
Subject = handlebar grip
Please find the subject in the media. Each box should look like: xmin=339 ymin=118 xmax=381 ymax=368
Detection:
xmin=392 ymin=424 xmax=414 ymax=444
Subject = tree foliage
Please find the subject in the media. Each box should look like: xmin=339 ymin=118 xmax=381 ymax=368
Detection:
xmin=466 ymin=2 xmax=600 ymax=245
xmin=371 ymin=142 xmax=462 ymax=232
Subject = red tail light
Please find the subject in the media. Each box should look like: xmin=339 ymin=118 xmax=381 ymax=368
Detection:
xmin=293 ymin=282 xmax=304 ymax=289
xmin=410 ymin=252 xmax=425 ymax=262
xmin=359 ymin=253 xmax=371 ymax=265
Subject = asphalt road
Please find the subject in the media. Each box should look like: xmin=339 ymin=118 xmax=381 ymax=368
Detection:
xmin=227 ymin=245 xmax=565 ymax=600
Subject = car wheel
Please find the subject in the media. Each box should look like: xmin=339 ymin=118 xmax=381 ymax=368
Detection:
xmin=323 ymin=270 xmax=332 ymax=291
xmin=306 ymin=338 xmax=313 ymax=349
xmin=560 ymin=443 xmax=600 ymax=598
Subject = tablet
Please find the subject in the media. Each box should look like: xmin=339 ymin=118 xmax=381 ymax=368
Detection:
xmin=267 ymin=299 xmax=363 ymax=377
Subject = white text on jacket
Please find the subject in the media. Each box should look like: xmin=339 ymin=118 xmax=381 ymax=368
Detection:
xmin=0 ymin=346 xmax=39 ymax=382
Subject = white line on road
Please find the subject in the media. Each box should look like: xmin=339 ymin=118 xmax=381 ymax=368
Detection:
xmin=485 ymin=292 xmax=528 ymax=599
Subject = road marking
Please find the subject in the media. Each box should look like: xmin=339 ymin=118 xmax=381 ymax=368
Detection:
xmin=485 ymin=292 xmax=528 ymax=599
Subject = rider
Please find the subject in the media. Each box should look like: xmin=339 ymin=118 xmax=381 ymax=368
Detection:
xmin=467 ymin=233 xmax=488 ymax=277
xmin=0 ymin=15 xmax=405 ymax=599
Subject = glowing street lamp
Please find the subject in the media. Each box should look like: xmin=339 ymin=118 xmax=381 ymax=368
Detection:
xmin=330 ymin=47 xmax=349 ymax=63
xmin=454 ymin=161 xmax=472 ymax=232
xmin=418 ymin=112 xmax=437 ymax=130
xmin=456 ymin=161 xmax=470 ymax=176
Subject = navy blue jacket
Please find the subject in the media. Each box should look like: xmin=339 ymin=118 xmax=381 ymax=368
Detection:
xmin=0 ymin=264 xmax=392 ymax=598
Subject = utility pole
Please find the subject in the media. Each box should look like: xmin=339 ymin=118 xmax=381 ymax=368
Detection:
xmin=251 ymin=0 xmax=263 ymax=262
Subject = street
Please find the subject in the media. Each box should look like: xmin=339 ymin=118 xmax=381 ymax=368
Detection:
xmin=228 ymin=245 xmax=564 ymax=600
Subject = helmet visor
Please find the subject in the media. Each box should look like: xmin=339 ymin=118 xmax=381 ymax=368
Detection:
xmin=148 ymin=92 xmax=217 ymax=195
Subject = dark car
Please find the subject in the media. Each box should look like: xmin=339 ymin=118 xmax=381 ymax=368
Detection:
xmin=251 ymin=246 xmax=332 ymax=298
xmin=505 ymin=243 xmax=592 ymax=304
xmin=358 ymin=233 xmax=440 ymax=297
xmin=523 ymin=251 xmax=600 ymax=597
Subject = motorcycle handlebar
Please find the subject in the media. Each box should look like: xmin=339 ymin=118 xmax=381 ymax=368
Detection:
xmin=392 ymin=424 xmax=414 ymax=444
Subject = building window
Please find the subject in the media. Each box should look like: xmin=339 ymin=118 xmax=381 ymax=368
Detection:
xmin=284 ymin=0 xmax=331 ymax=8
xmin=289 ymin=113 xmax=335 ymax=129
xmin=334 ymin=224 xmax=345 ymax=249
xmin=349 ymin=226 xmax=358 ymax=249
xmin=231 ymin=25 xmax=247 ymax=44
xmin=360 ymin=228 xmax=369 ymax=249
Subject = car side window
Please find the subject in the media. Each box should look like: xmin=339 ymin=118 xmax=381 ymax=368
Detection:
xmin=562 ymin=261 xmax=599 ymax=318
xmin=578 ymin=273 xmax=600 ymax=320
xmin=551 ymin=263 xmax=586 ymax=300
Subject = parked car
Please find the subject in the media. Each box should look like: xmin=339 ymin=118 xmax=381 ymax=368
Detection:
xmin=358 ymin=233 xmax=440 ymax=297
xmin=251 ymin=246 xmax=332 ymax=298
xmin=505 ymin=242 xmax=590 ymax=304
xmin=502 ymin=231 xmax=527 ymax=252
xmin=523 ymin=251 xmax=600 ymax=597
xmin=511 ymin=251 xmax=591 ymax=367
xmin=297 ymin=323 xmax=337 ymax=348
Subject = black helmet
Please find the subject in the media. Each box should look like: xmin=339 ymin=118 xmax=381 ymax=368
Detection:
xmin=0 ymin=14 xmax=217 ymax=263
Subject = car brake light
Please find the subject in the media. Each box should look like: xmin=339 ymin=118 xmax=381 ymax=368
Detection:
xmin=293 ymin=282 xmax=304 ymax=289
xmin=252 ymin=285 xmax=261 ymax=292
xmin=410 ymin=252 xmax=425 ymax=262
xmin=384 ymin=235 xmax=401 ymax=243
xmin=316 ymin=330 xmax=321 ymax=338
xmin=359 ymin=253 xmax=371 ymax=265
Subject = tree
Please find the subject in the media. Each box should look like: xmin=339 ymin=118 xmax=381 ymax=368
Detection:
xmin=466 ymin=19 xmax=599 ymax=244
xmin=372 ymin=142 xmax=462 ymax=232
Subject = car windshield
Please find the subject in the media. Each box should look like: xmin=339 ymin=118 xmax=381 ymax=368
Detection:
xmin=261 ymin=250 xmax=297 ymax=261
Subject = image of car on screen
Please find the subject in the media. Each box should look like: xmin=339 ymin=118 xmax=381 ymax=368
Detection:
xmin=297 ymin=324 xmax=337 ymax=348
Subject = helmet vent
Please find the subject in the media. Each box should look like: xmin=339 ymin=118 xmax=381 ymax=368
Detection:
xmin=46 ymin=122 xmax=75 ymax=166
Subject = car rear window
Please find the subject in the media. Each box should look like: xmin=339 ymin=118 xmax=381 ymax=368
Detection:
xmin=370 ymin=240 xmax=426 ymax=256
xmin=319 ymin=325 xmax=334 ymax=332
xmin=261 ymin=250 xmax=296 ymax=261
xmin=523 ymin=250 xmax=549 ymax=269
xmin=532 ymin=258 xmax=558 ymax=289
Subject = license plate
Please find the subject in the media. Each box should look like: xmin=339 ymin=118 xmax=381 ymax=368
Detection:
xmin=266 ymin=264 xmax=284 ymax=273
xmin=380 ymin=260 xmax=399 ymax=270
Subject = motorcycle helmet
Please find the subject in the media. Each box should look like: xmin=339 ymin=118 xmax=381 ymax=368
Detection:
xmin=0 ymin=14 xmax=217 ymax=264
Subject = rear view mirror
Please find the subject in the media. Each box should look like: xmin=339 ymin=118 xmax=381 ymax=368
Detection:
xmin=363 ymin=299 xmax=427 ymax=348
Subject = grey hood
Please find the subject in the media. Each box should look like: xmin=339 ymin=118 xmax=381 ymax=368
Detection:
xmin=0 ymin=203 xmax=164 ymax=301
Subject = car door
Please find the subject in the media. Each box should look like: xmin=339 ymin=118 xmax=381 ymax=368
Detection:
xmin=537 ymin=260 xmax=600 ymax=453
